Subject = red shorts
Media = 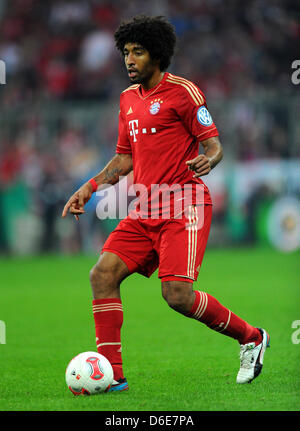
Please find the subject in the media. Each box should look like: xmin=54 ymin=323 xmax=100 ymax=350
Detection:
xmin=102 ymin=204 xmax=212 ymax=283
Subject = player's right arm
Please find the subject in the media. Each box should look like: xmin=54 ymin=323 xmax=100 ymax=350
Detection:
xmin=61 ymin=153 xmax=133 ymax=220
xmin=62 ymin=94 xmax=133 ymax=220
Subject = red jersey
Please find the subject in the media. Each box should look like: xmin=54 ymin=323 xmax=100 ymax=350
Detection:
xmin=116 ymin=72 xmax=219 ymax=217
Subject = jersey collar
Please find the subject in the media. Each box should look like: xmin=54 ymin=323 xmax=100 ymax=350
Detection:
xmin=137 ymin=72 xmax=168 ymax=100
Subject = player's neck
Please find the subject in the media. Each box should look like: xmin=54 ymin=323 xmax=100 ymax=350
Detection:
xmin=141 ymin=70 xmax=165 ymax=91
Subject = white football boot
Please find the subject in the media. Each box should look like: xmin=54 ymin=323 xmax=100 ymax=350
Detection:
xmin=236 ymin=328 xmax=270 ymax=384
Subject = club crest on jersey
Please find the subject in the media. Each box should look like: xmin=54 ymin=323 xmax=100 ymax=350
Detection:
xmin=197 ymin=106 xmax=213 ymax=126
xmin=149 ymin=98 xmax=163 ymax=115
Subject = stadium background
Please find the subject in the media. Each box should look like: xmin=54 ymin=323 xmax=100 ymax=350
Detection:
xmin=0 ymin=0 xmax=299 ymax=254
xmin=0 ymin=0 xmax=299 ymax=413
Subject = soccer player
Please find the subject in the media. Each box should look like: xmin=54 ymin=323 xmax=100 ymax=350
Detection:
xmin=62 ymin=15 xmax=269 ymax=390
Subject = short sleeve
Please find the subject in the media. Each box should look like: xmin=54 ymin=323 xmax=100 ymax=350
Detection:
xmin=116 ymin=107 xmax=132 ymax=154
xmin=175 ymin=85 xmax=219 ymax=141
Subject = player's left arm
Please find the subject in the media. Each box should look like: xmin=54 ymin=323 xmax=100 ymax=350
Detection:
xmin=186 ymin=136 xmax=223 ymax=178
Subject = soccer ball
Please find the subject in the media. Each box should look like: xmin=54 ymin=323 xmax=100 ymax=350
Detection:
xmin=65 ymin=351 xmax=113 ymax=395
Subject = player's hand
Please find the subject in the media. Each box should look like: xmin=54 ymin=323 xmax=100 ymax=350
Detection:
xmin=61 ymin=182 xmax=93 ymax=221
xmin=186 ymin=155 xmax=211 ymax=178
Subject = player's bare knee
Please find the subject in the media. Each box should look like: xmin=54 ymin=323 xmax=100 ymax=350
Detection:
xmin=89 ymin=263 xmax=113 ymax=290
xmin=161 ymin=281 xmax=194 ymax=313
xmin=90 ymin=252 xmax=129 ymax=298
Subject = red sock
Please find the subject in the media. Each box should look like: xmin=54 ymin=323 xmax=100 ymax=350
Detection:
xmin=92 ymin=298 xmax=124 ymax=381
xmin=189 ymin=291 xmax=261 ymax=345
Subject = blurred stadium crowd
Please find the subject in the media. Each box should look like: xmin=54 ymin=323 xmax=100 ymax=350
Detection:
xmin=0 ymin=0 xmax=299 ymax=101
xmin=0 ymin=0 xmax=299 ymax=254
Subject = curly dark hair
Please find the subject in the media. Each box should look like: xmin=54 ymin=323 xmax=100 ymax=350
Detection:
xmin=114 ymin=15 xmax=176 ymax=71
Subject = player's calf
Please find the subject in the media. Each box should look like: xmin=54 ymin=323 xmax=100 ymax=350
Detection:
xmin=90 ymin=252 xmax=131 ymax=382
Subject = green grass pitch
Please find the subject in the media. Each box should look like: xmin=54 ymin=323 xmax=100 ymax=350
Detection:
xmin=0 ymin=247 xmax=299 ymax=411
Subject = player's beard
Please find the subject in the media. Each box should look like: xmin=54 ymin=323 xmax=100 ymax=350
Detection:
xmin=128 ymin=72 xmax=141 ymax=84
xmin=129 ymin=70 xmax=147 ymax=84
xmin=128 ymin=61 xmax=157 ymax=85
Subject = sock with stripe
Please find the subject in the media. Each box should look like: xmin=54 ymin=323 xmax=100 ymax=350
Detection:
xmin=92 ymin=298 xmax=124 ymax=381
xmin=188 ymin=291 xmax=261 ymax=345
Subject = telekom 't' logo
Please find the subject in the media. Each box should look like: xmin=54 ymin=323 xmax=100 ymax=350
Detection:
xmin=129 ymin=119 xmax=139 ymax=142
